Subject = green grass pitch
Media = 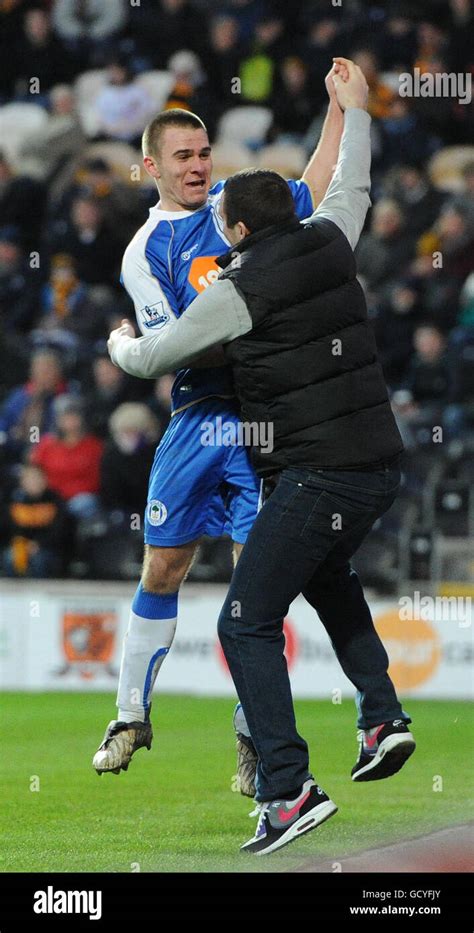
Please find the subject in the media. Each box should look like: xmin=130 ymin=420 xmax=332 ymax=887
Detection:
xmin=1 ymin=693 xmax=472 ymax=873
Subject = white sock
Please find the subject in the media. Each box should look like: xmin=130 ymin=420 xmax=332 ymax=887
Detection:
xmin=117 ymin=586 xmax=178 ymax=723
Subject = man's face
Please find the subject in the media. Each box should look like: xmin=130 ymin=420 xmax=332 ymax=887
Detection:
xmin=21 ymin=466 xmax=47 ymax=498
xmin=72 ymin=199 xmax=100 ymax=231
xmin=30 ymin=356 xmax=62 ymax=392
xmin=147 ymin=127 xmax=212 ymax=211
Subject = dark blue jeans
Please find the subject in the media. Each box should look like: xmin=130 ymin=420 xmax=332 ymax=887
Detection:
xmin=218 ymin=461 xmax=411 ymax=802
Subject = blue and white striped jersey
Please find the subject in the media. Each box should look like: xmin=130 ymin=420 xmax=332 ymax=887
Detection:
xmin=121 ymin=178 xmax=313 ymax=414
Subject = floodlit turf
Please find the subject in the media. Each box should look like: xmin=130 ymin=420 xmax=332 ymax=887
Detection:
xmin=1 ymin=693 xmax=472 ymax=873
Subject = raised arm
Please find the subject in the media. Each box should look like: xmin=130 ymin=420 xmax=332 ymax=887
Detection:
xmin=310 ymin=58 xmax=371 ymax=250
xmin=301 ymin=65 xmax=345 ymax=208
xmin=108 ymin=279 xmax=252 ymax=379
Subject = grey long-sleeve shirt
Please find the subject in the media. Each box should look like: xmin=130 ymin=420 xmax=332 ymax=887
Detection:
xmin=110 ymin=108 xmax=372 ymax=380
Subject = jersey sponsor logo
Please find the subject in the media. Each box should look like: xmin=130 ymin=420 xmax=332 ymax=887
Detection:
xmin=140 ymin=301 xmax=170 ymax=329
xmin=188 ymin=255 xmax=220 ymax=293
xmin=147 ymin=499 xmax=168 ymax=526
xmin=181 ymin=242 xmax=199 ymax=261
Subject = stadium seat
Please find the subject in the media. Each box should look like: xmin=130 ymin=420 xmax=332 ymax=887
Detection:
xmin=258 ymin=142 xmax=306 ymax=178
xmin=428 ymin=145 xmax=474 ymax=192
xmin=217 ymin=106 xmax=273 ymax=150
xmin=80 ymin=141 xmax=153 ymax=187
xmin=74 ymin=69 xmax=108 ymax=137
xmin=210 ymin=141 xmax=253 ymax=180
xmin=0 ymin=102 xmax=48 ymax=162
xmin=134 ymin=70 xmax=174 ymax=114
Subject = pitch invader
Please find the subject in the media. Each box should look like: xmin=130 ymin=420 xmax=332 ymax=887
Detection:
xmin=93 ymin=87 xmax=345 ymax=789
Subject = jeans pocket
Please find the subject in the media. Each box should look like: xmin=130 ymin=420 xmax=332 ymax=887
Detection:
xmin=299 ymin=488 xmax=376 ymax=548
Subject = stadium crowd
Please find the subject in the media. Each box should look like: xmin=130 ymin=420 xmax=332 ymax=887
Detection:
xmin=0 ymin=0 xmax=473 ymax=581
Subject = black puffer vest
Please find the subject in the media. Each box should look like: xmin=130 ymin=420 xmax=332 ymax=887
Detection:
xmin=217 ymin=216 xmax=403 ymax=476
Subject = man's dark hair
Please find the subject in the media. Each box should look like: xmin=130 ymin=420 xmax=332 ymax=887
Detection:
xmin=142 ymin=109 xmax=207 ymax=158
xmin=223 ymin=169 xmax=296 ymax=233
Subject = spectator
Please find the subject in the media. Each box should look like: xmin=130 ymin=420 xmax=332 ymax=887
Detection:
xmin=382 ymin=164 xmax=446 ymax=237
xmin=50 ymin=156 xmax=147 ymax=241
xmin=0 ymin=316 xmax=29 ymax=396
xmin=0 ymin=152 xmax=46 ymax=252
xmin=435 ymin=205 xmax=474 ymax=282
xmin=415 ymin=204 xmax=474 ymax=330
xmin=52 ymin=0 xmax=127 ymax=68
xmin=0 ymin=348 xmax=70 ymax=460
xmin=402 ymin=324 xmax=453 ymax=423
xmin=50 ymin=195 xmax=124 ymax=286
xmin=378 ymin=97 xmax=442 ymax=171
xmin=9 ymin=6 xmax=72 ymax=99
xmin=94 ymin=57 xmax=153 ymax=144
xmin=165 ymin=51 xmax=218 ymax=141
xmin=0 ymin=463 xmax=69 ymax=578
xmin=100 ymin=403 xmax=161 ymax=516
xmin=458 ymin=271 xmax=474 ymax=328
xmin=410 ymin=58 xmax=459 ymax=142
xmin=415 ymin=17 xmax=449 ymax=73
xmin=206 ymin=14 xmax=243 ymax=110
xmin=0 ymin=226 xmax=42 ymax=334
xmin=449 ymin=0 xmax=474 ymax=72
xmin=239 ymin=14 xmax=289 ymax=104
xmin=83 ymin=348 xmax=138 ymax=436
xmin=267 ymin=57 xmax=313 ymax=144
xmin=371 ymin=277 xmax=423 ymax=386
xmin=128 ymin=0 xmax=206 ymax=66
xmin=377 ymin=9 xmax=417 ymax=70
xmin=147 ymin=375 xmax=173 ymax=428
xmin=301 ymin=13 xmax=345 ymax=110
xmin=0 ymin=0 xmax=26 ymax=97
xmin=356 ymin=199 xmax=415 ymax=290
xmin=30 ymin=396 xmax=103 ymax=518
xmin=18 ymin=85 xmax=85 ymax=182
xmin=34 ymin=254 xmax=116 ymax=351
xmin=227 ymin=0 xmax=267 ymax=43
xmin=447 ymin=161 xmax=474 ymax=230
xmin=352 ymin=49 xmax=395 ymax=119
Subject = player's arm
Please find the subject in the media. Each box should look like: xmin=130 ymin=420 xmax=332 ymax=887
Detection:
xmin=301 ymin=63 xmax=345 ymax=209
xmin=109 ymin=279 xmax=251 ymax=379
xmin=309 ymin=59 xmax=371 ymax=250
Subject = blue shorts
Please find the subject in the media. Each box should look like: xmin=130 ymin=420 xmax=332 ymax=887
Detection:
xmin=144 ymin=399 xmax=262 ymax=547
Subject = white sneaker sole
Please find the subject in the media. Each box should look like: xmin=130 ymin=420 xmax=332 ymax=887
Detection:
xmin=246 ymin=799 xmax=338 ymax=856
xmin=352 ymin=732 xmax=416 ymax=782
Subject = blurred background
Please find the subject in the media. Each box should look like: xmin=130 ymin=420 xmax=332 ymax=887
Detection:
xmin=0 ymin=0 xmax=473 ymax=590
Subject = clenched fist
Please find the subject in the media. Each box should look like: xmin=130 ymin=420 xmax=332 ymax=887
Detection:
xmin=107 ymin=319 xmax=136 ymax=360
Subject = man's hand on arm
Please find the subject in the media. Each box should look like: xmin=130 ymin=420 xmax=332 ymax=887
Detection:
xmin=107 ymin=279 xmax=252 ymax=380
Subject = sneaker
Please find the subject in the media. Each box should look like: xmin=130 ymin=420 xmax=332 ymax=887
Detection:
xmin=233 ymin=703 xmax=257 ymax=798
xmin=351 ymin=719 xmax=416 ymax=782
xmin=240 ymin=779 xmax=337 ymax=855
xmin=92 ymin=720 xmax=153 ymax=775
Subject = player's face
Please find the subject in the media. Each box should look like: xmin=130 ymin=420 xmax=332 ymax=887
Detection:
xmin=154 ymin=127 xmax=212 ymax=211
